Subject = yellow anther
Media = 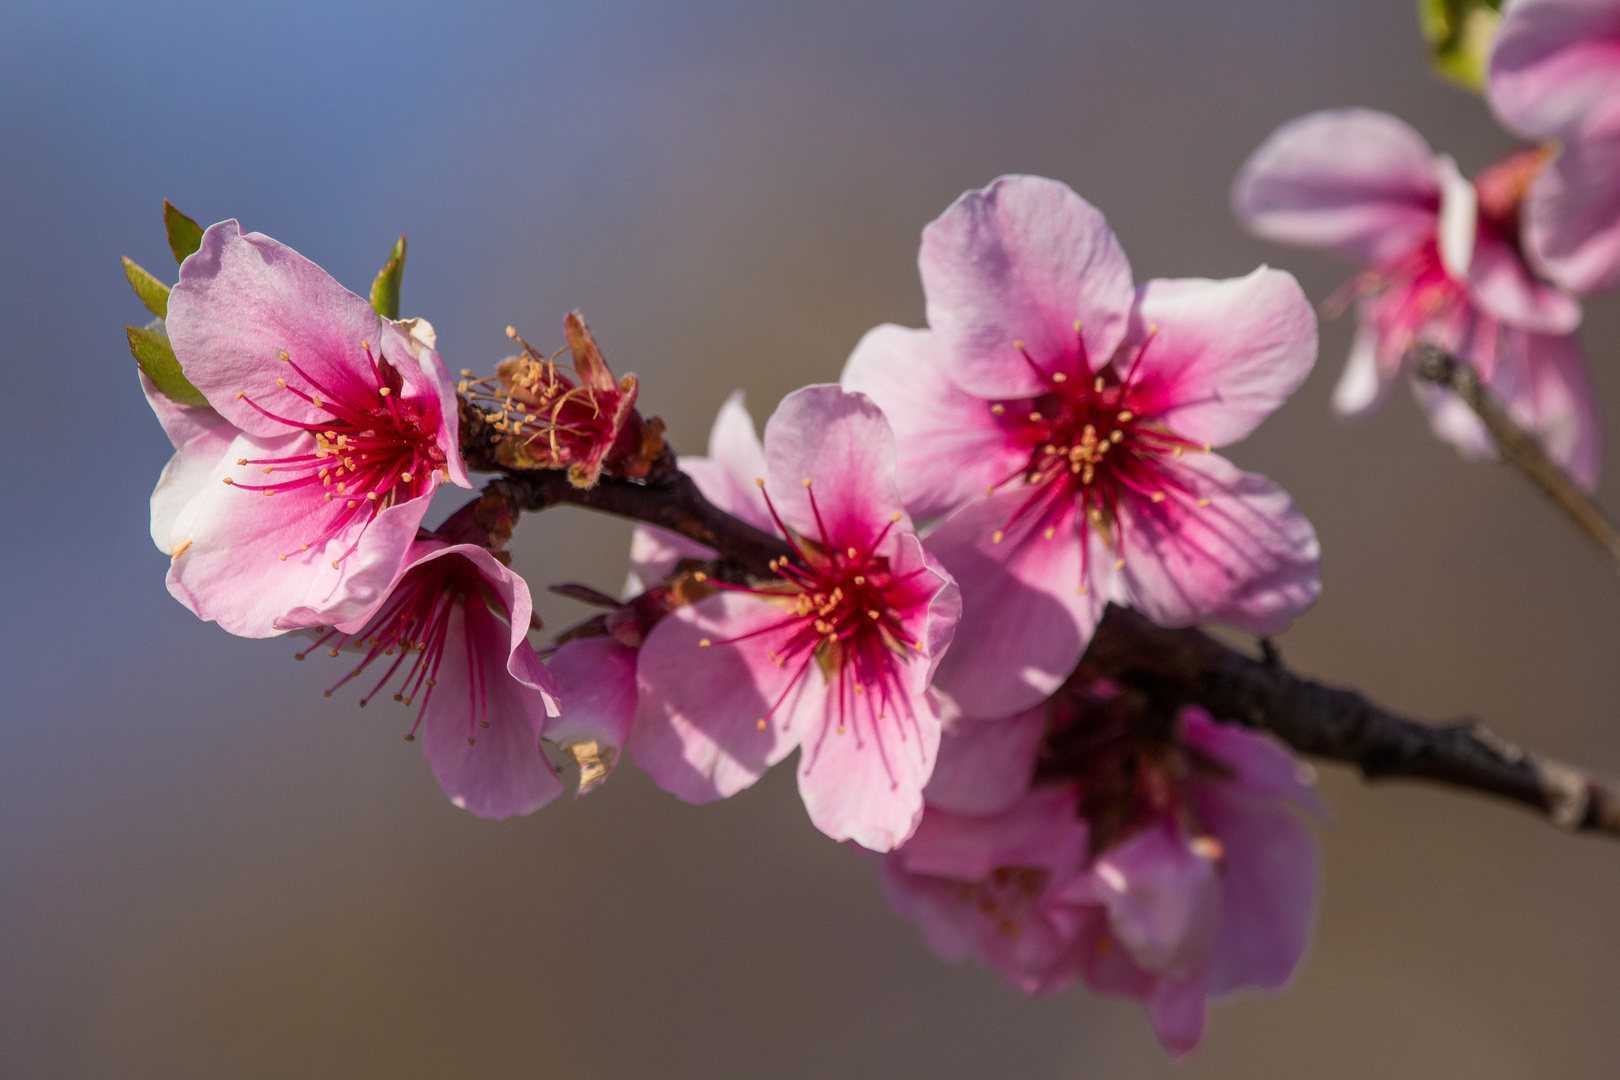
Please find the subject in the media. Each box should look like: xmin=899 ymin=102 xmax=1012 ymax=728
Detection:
xmin=331 ymin=560 xmax=341 ymax=570
xmin=1013 ymin=339 xmax=1024 ymax=350
xmin=837 ymin=725 xmax=846 ymax=735
xmin=379 ymin=387 xmax=391 ymax=397
xmin=992 ymin=529 xmax=1005 ymax=544
xmin=278 ymin=350 xmax=290 ymax=361
xmin=1111 ymin=430 xmax=1124 ymax=443
xmin=868 ymin=610 xmax=880 ymax=619
xmin=235 ymin=391 xmax=245 ymax=399
xmin=699 ymin=638 xmax=712 ymax=647
xmin=891 ymin=512 xmax=902 ymax=522
xmin=1148 ymin=323 xmax=1158 ymax=334
xmin=276 ymin=378 xmax=287 ymax=388
xmin=1028 ymin=411 xmax=1041 ymax=422
xmin=1074 ymin=320 xmax=1084 ymax=331
xmin=1172 ymin=446 xmax=1183 ymax=457
xmin=693 ymin=571 xmax=708 ymax=582
xmin=1077 ymin=586 xmax=1088 ymax=595
xmin=1115 ymin=557 xmax=1125 ymax=569
xmin=853 ymin=575 xmax=865 ymax=585
xmin=847 ymin=547 xmax=858 ymax=558
xmin=986 ymin=485 xmax=995 ymax=496
xmin=278 ymin=554 xmax=287 ymax=561
xmin=990 ymin=404 xmax=1005 ymax=415
xmin=506 ymin=325 xmax=518 ymax=338
xmin=237 ymin=458 xmax=248 ymax=466
xmin=1043 ymin=527 xmax=1055 ymax=539
xmin=1052 ymin=372 xmax=1067 ymax=382
xmin=1198 ymin=498 xmax=1211 ymax=507
xmin=262 ymin=466 xmax=273 ymax=474
xmin=1117 ymin=411 xmax=1133 ymax=423
xmin=263 ymin=489 xmax=274 ymax=497
xmin=1150 ymin=492 xmax=1166 ymax=503
xmin=328 ymin=648 xmax=340 ymax=658
xmin=1094 ymin=376 xmax=1104 ymax=392
xmin=802 ymin=478 xmax=812 ymax=487
xmin=757 ymin=719 xmax=767 ymax=730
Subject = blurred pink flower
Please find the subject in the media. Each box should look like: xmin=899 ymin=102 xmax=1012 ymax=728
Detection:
xmin=154 ymin=220 xmax=468 ymax=639
xmin=630 ymin=385 xmax=961 ymax=851
xmin=300 ymin=537 xmax=562 ymax=820
xmin=1233 ymin=109 xmax=1600 ymax=487
xmin=845 ymin=175 xmax=1321 ymax=720
xmin=1489 ymin=0 xmax=1620 ymax=294
xmin=883 ymin=706 xmax=1322 ymax=1058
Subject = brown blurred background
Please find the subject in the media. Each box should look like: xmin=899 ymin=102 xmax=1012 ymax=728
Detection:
xmin=3 ymin=2 xmax=1619 ymax=1076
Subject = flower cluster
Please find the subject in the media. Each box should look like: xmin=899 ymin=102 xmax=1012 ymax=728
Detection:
xmin=130 ymin=6 xmax=1620 ymax=1047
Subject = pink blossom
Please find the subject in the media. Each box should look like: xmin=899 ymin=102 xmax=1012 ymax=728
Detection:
xmin=844 ymin=175 xmax=1320 ymax=720
xmin=1489 ymin=0 xmax=1620 ymax=294
xmin=629 ymin=385 xmax=961 ymax=851
xmin=882 ymin=705 xmax=1322 ymax=1057
xmin=545 ymin=636 xmax=639 ymax=796
xmin=625 ymin=390 xmax=773 ymax=595
xmin=157 ymin=221 xmax=469 ymax=637
xmin=298 ymin=538 xmax=563 ymax=820
xmin=1233 ymin=109 xmax=1601 ymax=486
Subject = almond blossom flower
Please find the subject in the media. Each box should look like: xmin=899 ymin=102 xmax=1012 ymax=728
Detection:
xmin=158 ymin=221 xmax=469 ymax=638
xmin=883 ymin=702 xmax=1322 ymax=1057
xmin=629 ymin=385 xmax=961 ymax=851
xmin=298 ymin=534 xmax=562 ymax=820
xmin=1233 ymin=109 xmax=1601 ymax=486
xmin=1489 ymin=0 xmax=1620 ymax=294
xmin=844 ymin=175 xmax=1321 ymax=720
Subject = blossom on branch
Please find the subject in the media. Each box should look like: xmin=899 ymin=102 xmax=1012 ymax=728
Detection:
xmin=883 ymin=687 xmax=1322 ymax=1057
xmin=153 ymin=221 xmax=469 ymax=637
xmin=1489 ymin=0 xmax=1620 ymax=295
xmin=630 ymin=385 xmax=961 ymax=851
xmin=1233 ymin=108 xmax=1601 ymax=487
xmin=298 ymin=532 xmax=563 ymax=820
xmin=845 ymin=174 xmax=1321 ymax=720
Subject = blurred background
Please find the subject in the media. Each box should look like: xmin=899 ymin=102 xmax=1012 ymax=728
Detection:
xmin=3 ymin=1 xmax=1619 ymax=1076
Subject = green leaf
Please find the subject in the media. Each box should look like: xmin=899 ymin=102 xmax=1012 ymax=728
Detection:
xmin=370 ymin=234 xmax=406 ymax=320
xmin=1418 ymin=0 xmax=1503 ymax=92
xmin=163 ymin=199 xmax=205 ymax=265
xmin=127 ymin=324 xmax=208 ymax=408
xmin=122 ymin=256 xmax=170 ymax=319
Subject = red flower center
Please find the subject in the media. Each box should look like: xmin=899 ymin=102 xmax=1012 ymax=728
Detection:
xmin=225 ymin=341 xmax=447 ymax=567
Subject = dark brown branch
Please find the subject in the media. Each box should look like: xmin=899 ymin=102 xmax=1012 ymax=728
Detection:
xmin=1412 ymin=344 xmax=1620 ymax=576
xmin=464 ymin=401 xmax=1620 ymax=841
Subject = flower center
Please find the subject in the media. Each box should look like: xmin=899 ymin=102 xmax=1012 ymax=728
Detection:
xmin=296 ymin=553 xmax=502 ymax=745
xmin=698 ymin=480 xmax=929 ymax=748
xmin=950 ymin=866 xmax=1051 ymax=939
xmin=224 ymin=341 xmax=447 ymax=567
xmin=983 ymin=332 xmax=1205 ymax=579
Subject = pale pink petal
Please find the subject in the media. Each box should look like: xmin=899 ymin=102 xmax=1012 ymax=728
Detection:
xmin=840 ymin=323 xmax=1027 ymax=519
xmin=793 ymin=667 xmax=939 ymax=851
xmin=167 ymin=221 xmax=390 ymax=437
xmin=926 ymin=490 xmax=1114 ymax=720
xmin=1144 ymin=977 xmax=1210 ymax=1059
xmin=763 ymin=385 xmax=909 ymax=551
xmin=1413 ymin=380 xmax=1497 ymax=460
xmin=1523 ymin=330 xmax=1604 ymax=490
xmin=1525 ymin=132 xmax=1620 ymax=294
xmin=628 ymin=591 xmax=802 ymax=804
xmin=1468 ymin=228 xmax=1584 ymax=333
xmin=894 ymin=785 xmax=1089 ymax=880
xmin=140 ymin=372 xmax=236 ymax=557
xmin=1437 ymin=155 xmax=1479 ymax=279
xmin=420 ymin=597 xmax=563 ymax=820
xmin=1119 ymin=453 xmax=1321 ymax=637
xmin=625 ymin=525 xmax=713 ymax=596
xmin=1125 ymin=268 xmax=1318 ymax=447
xmin=691 ymin=390 xmax=773 ymax=529
xmin=163 ymin=435 xmax=433 ymax=637
xmin=879 ymin=863 xmax=980 ymax=962
xmin=545 ymin=637 xmax=639 ymax=794
xmin=1232 ymin=109 xmax=1443 ymax=265
xmin=1180 ymin=707 xmax=1325 ymax=816
xmin=1197 ymin=783 xmax=1321 ymax=995
xmin=923 ymin=704 xmax=1046 ymax=816
xmin=1332 ymin=314 xmax=1397 ymax=418
xmin=920 ymin=175 xmax=1135 ymax=399
xmin=1087 ymin=822 xmax=1221 ymax=980
xmin=1489 ymin=0 xmax=1620 ymax=139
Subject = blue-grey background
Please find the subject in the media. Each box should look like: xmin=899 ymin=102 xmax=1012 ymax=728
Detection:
xmin=3 ymin=2 xmax=1619 ymax=1077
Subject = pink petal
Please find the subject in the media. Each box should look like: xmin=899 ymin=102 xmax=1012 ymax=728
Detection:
xmin=1232 ymin=109 xmax=1443 ymax=265
xmin=1125 ymin=268 xmax=1318 ymax=448
xmin=1087 ymin=822 xmax=1221 ymax=980
xmin=625 ymin=525 xmax=714 ymax=595
xmin=1119 ymin=453 xmax=1321 ymax=637
xmin=140 ymin=372 xmax=237 ymax=558
xmin=545 ymin=636 xmax=639 ymax=795
xmin=167 ymin=221 xmax=390 ymax=438
xmin=420 ymin=596 xmax=563 ymax=820
xmin=1468 ymin=228 xmax=1584 ymax=333
xmin=1332 ymin=314 xmax=1397 ymax=418
xmin=926 ymin=490 xmax=1115 ymax=720
xmin=628 ymin=591 xmax=802 ymax=804
xmin=920 ymin=175 xmax=1135 ymax=399
xmin=1180 ymin=707 xmax=1325 ymax=816
xmin=840 ymin=323 xmax=1027 ymax=519
xmin=1196 ymin=782 xmax=1321 ymax=996
xmin=1144 ymin=977 xmax=1210 ymax=1059
xmin=1524 ymin=330 xmax=1604 ymax=490
xmin=895 ymin=785 xmax=1089 ymax=880
xmin=762 ymin=385 xmax=910 ymax=552
xmin=379 ymin=317 xmax=468 ymax=489
xmin=793 ymin=666 xmax=940 ymax=852
xmin=1413 ymin=379 xmax=1498 ymax=461
xmin=1525 ymin=131 xmax=1620 ymax=294
xmin=1489 ymin=0 xmax=1620 ymax=139
xmin=923 ymin=704 xmax=1046 ymax=816
xmin=164 ymin=434 xmax=433 ymax=638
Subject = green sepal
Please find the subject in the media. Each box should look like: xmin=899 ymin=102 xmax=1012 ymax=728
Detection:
xmin=370 ymin=234 xmax=407 ymax=320
xmin=1418 ymin=0 xmax=1503 ymax=92
xmin=122 ymin=256 xmax=171 ymax=319
xmin=163 ymin=199 xmax=205 ymax=265
xmin=127 ymin=324 xmax=208 ymax=408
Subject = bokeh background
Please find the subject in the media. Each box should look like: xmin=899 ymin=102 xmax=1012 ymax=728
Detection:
xmin=4 ymin=1 xmax=1619 ymax=1076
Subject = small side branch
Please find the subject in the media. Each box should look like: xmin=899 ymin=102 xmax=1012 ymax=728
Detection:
xmin=1084 ymin=605 xmax=1620 ymax=839
xmin=1412 ymin=344 xmax=1620 ymax=576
